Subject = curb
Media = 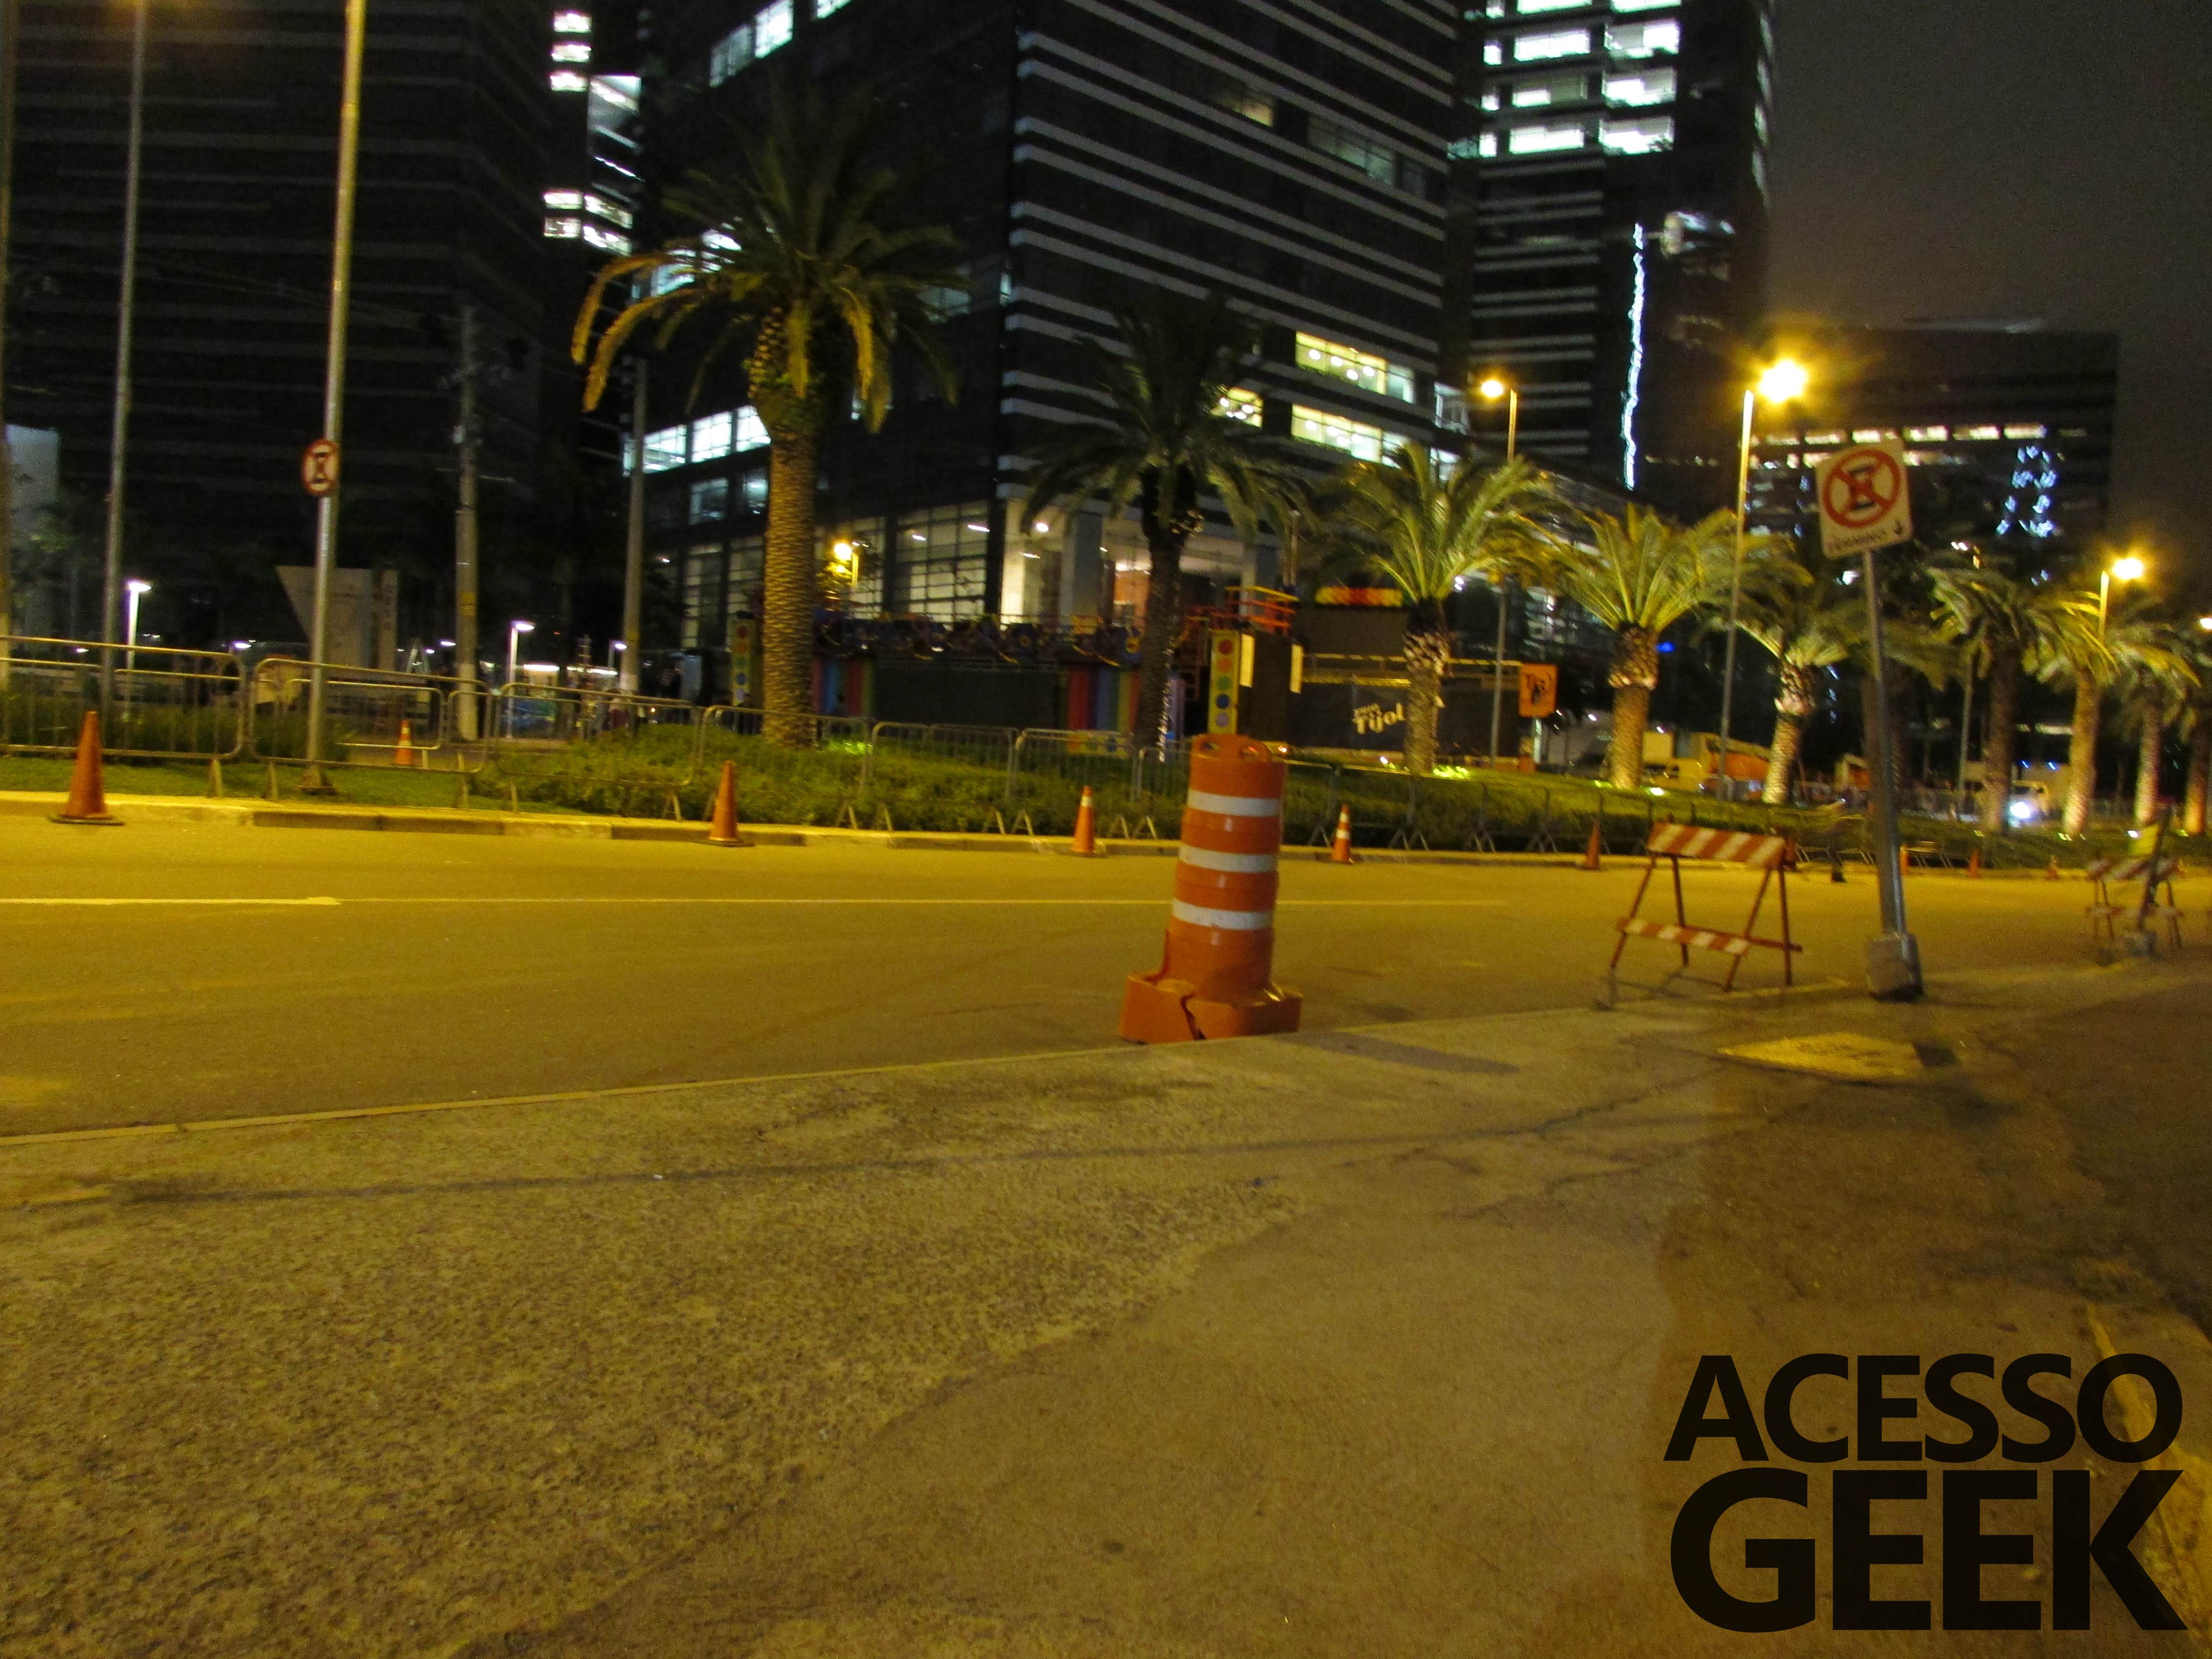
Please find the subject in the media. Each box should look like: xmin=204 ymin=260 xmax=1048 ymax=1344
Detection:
xmin=2087 ymin=1303 xmax=2212 ymax=1643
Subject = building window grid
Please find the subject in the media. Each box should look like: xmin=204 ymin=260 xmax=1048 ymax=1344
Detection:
xmin=1295 ymin=333 xmax=1417 ymax=404
xmin=888 ymin=504 xmax=992 ymax=621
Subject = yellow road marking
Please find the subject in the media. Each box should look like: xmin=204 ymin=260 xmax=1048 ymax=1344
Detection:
xmin=0 ymin=896 xmax=342 ymax=907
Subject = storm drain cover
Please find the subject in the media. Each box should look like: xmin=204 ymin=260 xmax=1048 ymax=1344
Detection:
xmin=1719 ymin=1032 xmax=1927 ymax=1083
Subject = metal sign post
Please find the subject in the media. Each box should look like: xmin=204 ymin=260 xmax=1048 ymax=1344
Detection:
xmin=1816 ymin=439 xmax=1922 ymax=1000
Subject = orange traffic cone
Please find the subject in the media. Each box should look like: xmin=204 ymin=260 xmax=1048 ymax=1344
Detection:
xmin=1070 ymin=785 xmax=1098 ymax=855
xmin=52 ymin=709 xmax=121 ymax=826
xmin=1966 ymin=844 xmax=1983 ymax=878
xmin=394 ymin=719 xmax=417 ymax=768
xmin=2044 ymin=855 xmax=2061 ymax=880
xmin=1578 ymin=819 xmax=1603 ymax=871
xmin=1330 ymin=803 xmax=1353 ymax=864
xmin=705 ymin=760 xmax=741 ymax=847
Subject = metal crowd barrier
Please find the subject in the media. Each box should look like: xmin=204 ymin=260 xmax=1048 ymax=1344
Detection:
xmin=0 ymin=635 xmax=246 ymax=760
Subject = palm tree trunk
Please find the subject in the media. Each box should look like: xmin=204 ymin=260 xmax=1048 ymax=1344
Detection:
xmin=1762 ymin=664 xmax=1812 ymax=805
xmin=1134 ymin=530 xmax=1185 ymax=745
xmin=1980 ymin=659 xmax=2020 ymax=832
xmin=2062 ymin=674 xmax=2101 ymax=836
xmin=2185 ymin=722 xmax=2210 ymax=837
xmin=2134 ymin=711 xmax=2165 ymax=826
xmin=1606 ymin=626 xmax=1658 ymax=791
xmin=761 ymin=429 xmax=820 ymax=747
xmin=1402 ymin=612 xmax=1449 ymax=775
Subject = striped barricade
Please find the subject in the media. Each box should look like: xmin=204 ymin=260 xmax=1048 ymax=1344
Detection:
xmin=1119 ymin=734 xmax=1302 ymax=1044
xmin=2083 ymin=854 xmax=2183 ymax=949
xmin=1609 ymin=822 xmax=1802 ymax=992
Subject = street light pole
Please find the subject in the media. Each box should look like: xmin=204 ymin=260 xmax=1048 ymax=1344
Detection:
xmin=0 ymin=0 xmax=20 ymax=690
xmin=1715 ymin=387 xmax=1755 ymax=799
xmin=301 ymin=0 xmax=369 ymax=793
xmin=98 ymin=0 xmax=150 ymax=721
xmin=1861 ymin=542 xmax=1922 ymax=1001
xmin=454 ymin=301 xmax=481 ymax=740
xmin=619 ymin=362 xmax=645 ymax=696
xmin=1477 ymin=376 xmax=1517 ymax=766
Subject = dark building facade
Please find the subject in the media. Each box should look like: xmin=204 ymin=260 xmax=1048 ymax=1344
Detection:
xmin=627 ymin=0 xmax=1458 ymax=662
xmin=9 ymin=0 xmax=567 ymax=649
xmin=1743 ymin=322 xmax=2120 ymax=553
xmin=1449 ymin=0 xmax=1773 ymax=517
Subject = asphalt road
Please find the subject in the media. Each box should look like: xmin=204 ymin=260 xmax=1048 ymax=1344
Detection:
xmin=0 ymin=816 xmax=2152 ymax=1137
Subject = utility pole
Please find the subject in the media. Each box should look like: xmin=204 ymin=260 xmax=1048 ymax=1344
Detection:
xmin=0 ymin=0 xmax=20 ymax=688
xmin=99 ymin=0 xmax=150 ymax=718
xmin=453 ymin=301 xmax=480 ymax=739
xmin=301 ymin=0 xmax=368 ymax=793
xmin=619 ymin=361 xmax=644 ymax=695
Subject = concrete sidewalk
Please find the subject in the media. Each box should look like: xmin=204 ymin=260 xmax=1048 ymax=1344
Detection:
xmin=1 ymin=959 xmax=2206 ymax=1657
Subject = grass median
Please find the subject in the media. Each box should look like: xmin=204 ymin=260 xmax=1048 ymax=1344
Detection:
xmin=5 ymin=730 xmax=2188 ymax=871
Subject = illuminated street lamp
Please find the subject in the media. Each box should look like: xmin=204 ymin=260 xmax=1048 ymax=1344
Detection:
xmin=506 ymin=619 xmax=534 ymax=690
xmin=121 ymin=578 xmax=150 ymax=721
xmin=1716 ymin=358 xmax=1810 ymax=796
xmin=1475 ymin=373 xmax=1519 ymax=765
xmin=2099 ymin=553 xmax=2145 ymax=631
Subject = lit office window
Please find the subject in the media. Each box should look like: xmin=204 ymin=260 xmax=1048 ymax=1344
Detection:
xmin=551 ymin=39 xmax=590 ymax=62
xmin=543 ymin=216 xmax=583 ymax=239
xmin=1606 ymin=19 xmax=1680 ymax=55
xmin=889 ymin=504 xmax=991 ymax=620
xmin=543 ymin=189 xmax=584 ymax=210
xmin=580 ymin=224 xmax=629 ymax=253
xmin=735 ymin=407 xmax=770 ymax=450
xmin=755 ymin=0 xmax=793 ymax=55
xmin=1511 ymin=120 xmax=1588 ymax=154
xmin=1484 ymin=40 xmax=1504 ymax=65
xmin=1291 ymin=407 xmax=1387 ymax=462
xmin=1212 ymin=79 xmax=1276 ymax=126
xmin=709 ymin=24 xmax=753 ymax=83
xmin=1516 ymin=0 xmax=1584 ymax=11
xmin=644 ymin=426 xmax=689 ymax=471
xmin=1957 ymin=425 xmax=2002 ymax=441
xmin=1612 ymin=0 xmax=1675 ymax=10
xmin=691 ymin=411 xmax=734 ymax=461
xmin=1480 ymin=90 xmax=1502 ymax=110
xmin=2004 ymin=423 xmax=2048 ymax=440
xmin=1851 ymin=429 xmax=1895 ymax=444
xmin=815 ymin=0 xmax=852 ymax=14
xmin=1447 ymin=134 xmax=1497 ymax=160
xmin=1599 ymin=114 xmax=1672 ymax=153
xmin=1511 ymin=71 xmax=1589 ymax=107
xmin=1295 ymin=334 xmax=1415 ymax=403
xmin=552 ymin=10 xmax=591 ymax=32
xmin=1514 ymin=28 xmax=1590 ymax=60
xmin=1905 ymin=426 xmax=1949 ymax=442
xmin=1217 ymin=388 xmax=1263 ymax=426
xmin=739 ymin=469 xmax=768 ymax=512
xmin=583 ymin=193 xmax=633 ymax=229
xmin=690 ymin=478 xmax=729 ymax=523
xmin=1604 ymin=67 xmax=1674 ymax=104
xmin=1308 ymin=116 xmax=1398 ymax=185
xmin=549 ymin=70 xmax=588 ymax=92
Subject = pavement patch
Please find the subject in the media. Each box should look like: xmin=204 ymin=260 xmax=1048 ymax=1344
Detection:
xmin=1716 ymin=1030 xmax=1928 ymax=1082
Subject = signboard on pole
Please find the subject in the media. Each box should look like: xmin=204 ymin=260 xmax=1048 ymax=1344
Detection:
xmin=1814 ymin=440 xmax=1911 ymax=560
xmin=1517 ymin=662 xmax=1558 ymax=719
xmin=301 ymin=438 xmax=340 ymax=497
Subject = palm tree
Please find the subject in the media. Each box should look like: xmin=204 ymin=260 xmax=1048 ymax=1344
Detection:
xmin=1327 ymin=447 xmax=1551 ymax=773
xmin=1544 ymin=506 xmax=1736 ymax=790
xmin=2111 ymin=625 xmax=2201 ymax=825
xmin=571 ymin=89 xmax=966 ymax=745
xmin=2042 ymin=597 xmax=2190 ymax=835
xmin=2183 ymin=645 xmax=2212 ymax=837
xmin=1727 ymin=547 xmax=1856 ymax=805
xmin=1929 ymin=559 xmax=2100 ymax=832
xmin=1019 ymin=290 xmax=1289 ymax=743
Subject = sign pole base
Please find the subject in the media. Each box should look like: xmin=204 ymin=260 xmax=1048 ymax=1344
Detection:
xmin=1864 ymin=932 xmax=1923 ymax=1003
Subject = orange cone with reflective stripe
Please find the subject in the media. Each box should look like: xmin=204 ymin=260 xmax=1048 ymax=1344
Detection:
xmin=706 ymin=760 xmax=741 ymax=847
xmin=1579 ymin=819 xmax=1603 ymax=870
xmin=1071 ymin=785 xmax=1097 ymax=856
xmin=2045 ymin=855 xmax=2060 ymax=880
xmin=1330 ymin=803 xmax=1353 ymax=865
xmin=395 ymin=719 xmax=418 ymax=768
xmin=1966 ymin=844 xmax=1982 ymax=878
xmin=53 ymin=710 xmax=121 ymax=826
xmin=1120 ymin=735 xmax=1301 ymax=1043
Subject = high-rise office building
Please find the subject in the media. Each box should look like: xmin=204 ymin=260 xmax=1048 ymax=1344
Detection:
xmin=628 ymin=0 xmax=1458 ymax=656
xmin=8 ymin=0 xmax=564 ymax=647
xmin=1450 ymin=0 xmax=1773 ymax=516
xmin=1743 ymin=322 xmax=2119 ymax=553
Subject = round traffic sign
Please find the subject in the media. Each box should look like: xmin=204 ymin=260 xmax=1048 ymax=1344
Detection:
xmin=301 ymin=437 xmax=341 ymax=497
xmin=1820 ymin=446 xmax=1903 ymax=531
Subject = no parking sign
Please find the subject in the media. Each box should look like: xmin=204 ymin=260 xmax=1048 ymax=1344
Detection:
xmin=1814 ymin=439 xmax=1912 ymax=560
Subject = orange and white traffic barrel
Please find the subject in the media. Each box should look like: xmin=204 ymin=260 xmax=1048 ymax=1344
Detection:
xmin=1119 ymin=734 xmax=1302 ymax=1043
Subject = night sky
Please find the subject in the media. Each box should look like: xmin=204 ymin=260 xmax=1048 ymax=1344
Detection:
xmin=1768 ymin=0 xmax=2212 ymax=587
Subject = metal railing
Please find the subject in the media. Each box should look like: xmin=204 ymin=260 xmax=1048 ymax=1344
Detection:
xmin=0 ymin=635 xmax=246 ymax=759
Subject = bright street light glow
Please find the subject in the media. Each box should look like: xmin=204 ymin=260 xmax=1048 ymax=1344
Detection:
xmin=2110 ymin=555 xmax=2146 ymax=583
xmin=126 ymin=579 xmax=153 ymax=595
xmin=1476 ymin=376 xmax=1509 ymax=401
xmin=2198 ymin=615 xmax=2212 ymax=632
xmin=1756 ymin=359 xmax=1809 ymax=403
xmin=512 ymin=620 xmax=535 ymax=633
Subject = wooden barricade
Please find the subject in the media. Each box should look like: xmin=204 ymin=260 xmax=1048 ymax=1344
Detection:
xmin=2083 ymin=854 xmax=2183 ymax=949
xmin=1610 ymin=823 xmax=1801 ymax=992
